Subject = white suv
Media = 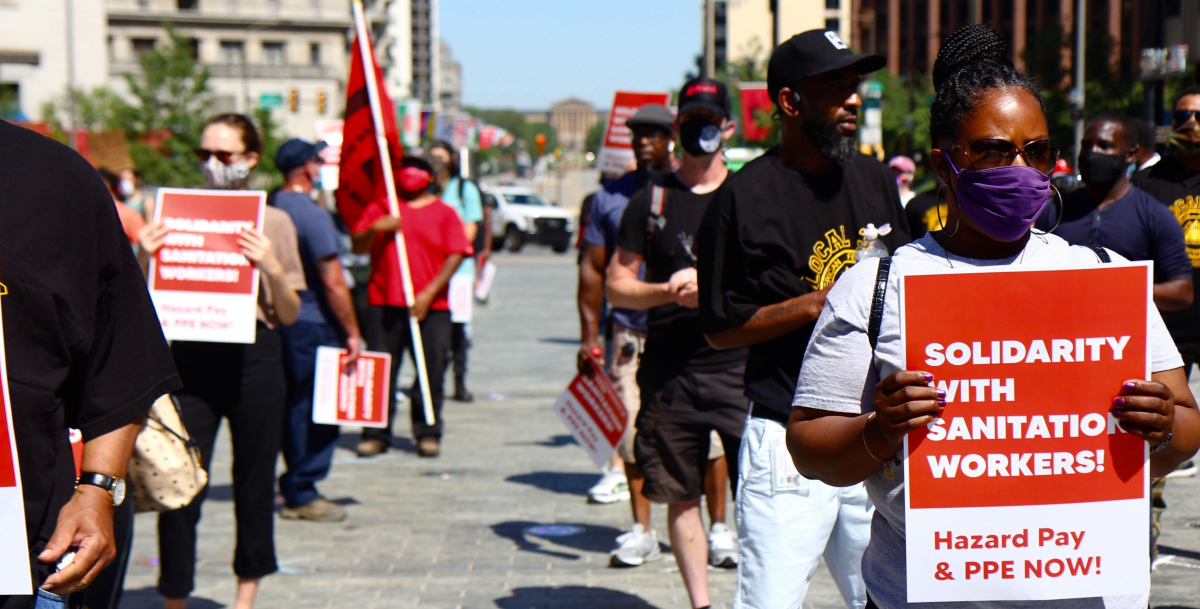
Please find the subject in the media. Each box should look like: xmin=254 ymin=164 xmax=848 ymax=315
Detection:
xmin=483 ymin=186 xmax=576 ymax=253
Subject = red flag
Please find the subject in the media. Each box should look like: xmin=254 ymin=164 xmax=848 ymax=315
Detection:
xmin=337 ymin=33 xmax=401 ymax=229
xmin=738 ymin=84 xmax=772 ymax=142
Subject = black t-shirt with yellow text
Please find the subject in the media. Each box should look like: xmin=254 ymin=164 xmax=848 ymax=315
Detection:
xmin=698 ymin=148 xmax=912 ymax=421
xmin=1134 ymin=154 xmax=1200 ymax=352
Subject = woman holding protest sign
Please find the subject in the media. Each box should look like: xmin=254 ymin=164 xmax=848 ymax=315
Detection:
xmin=141 ymin=114 xmax=306 ymax=609
xmin=787 ymin=25 xmax=1200 ymax=608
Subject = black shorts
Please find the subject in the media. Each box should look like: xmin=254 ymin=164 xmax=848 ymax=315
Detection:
xmin=634 ymin=364 xmax=749 ymax=504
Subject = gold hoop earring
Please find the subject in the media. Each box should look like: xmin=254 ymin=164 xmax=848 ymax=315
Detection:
xmin=1047 ymin=185 xmax=1064 ymax=234
xmin=937 ymin=184 xmax=961 ymax=238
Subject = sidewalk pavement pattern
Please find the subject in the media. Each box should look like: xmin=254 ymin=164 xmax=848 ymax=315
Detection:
xmin=120 ymin=247 xmax=1200 ymax=608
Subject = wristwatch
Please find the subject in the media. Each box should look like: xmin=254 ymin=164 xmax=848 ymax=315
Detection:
xmin=76 ymin=472 xmax=126 ymax=506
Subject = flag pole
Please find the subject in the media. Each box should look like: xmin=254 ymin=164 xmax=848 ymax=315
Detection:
xmin=351 ymin=0 xmax=435 ymax=427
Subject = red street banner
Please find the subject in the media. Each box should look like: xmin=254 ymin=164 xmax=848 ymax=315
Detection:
xmin=312 ymin=347 xmax=391 ymax=428
xmin=552 ymin=355 xmax=629 ymax=467
xmin=595 ymin=91 xmax=671 ymax=174
xmin=900 ymin=264 xmax=1152 ymax=602
xmin=336 ymin=33 xmax=401 ymax=230
xmin=738 ymin=83 xmax=772 ymax=142
xmin=148 ymin=189 xmax=265 ymax=344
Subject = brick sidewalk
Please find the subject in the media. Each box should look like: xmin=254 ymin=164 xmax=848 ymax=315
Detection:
xmin=118 ymin=248 xmax=1200 ymax=608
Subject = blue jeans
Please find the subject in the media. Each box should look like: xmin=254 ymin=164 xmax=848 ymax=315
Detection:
xmin=32 ymin=589 xmax=66 ymax=609
xmin=279 ymin=320 xmax=343 ymax=507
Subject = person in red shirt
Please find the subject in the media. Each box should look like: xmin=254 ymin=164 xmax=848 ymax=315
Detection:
xmin=352 ymin=156 xmax=472 ymax=457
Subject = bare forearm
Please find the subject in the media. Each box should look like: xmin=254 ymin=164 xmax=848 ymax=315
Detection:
xmin=423 ymin=253 xmax=464 ymax=298
xmin=577 ymin=258 xmax=605 ymax=345
xmin=706 ymin=291 xmax=825 ymax=349
xmin=787 ymin=410 xmax=890 ymax=486
xmin=81 ymin=417 xmax=145 ymax=479
xmin=607 ymin=276 xmax=674 ymax=310
xmin=320 ymin=262 xmax=361 ymax=338
xmin=264 ymin=267 xmax=301 ymax=325
xmin=1153 ymin=277 xmax=1194 ymax=312
xmin=351 ymin=230 xmax=376 ymax=254
xmin=463 ymin=222 xmax=478 ymax=243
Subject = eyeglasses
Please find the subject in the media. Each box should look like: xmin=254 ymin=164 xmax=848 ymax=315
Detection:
xmin=194 ymin=148 xmax=239 ymax=164
xmin=942 ymin=138 xmax=1060 ymax=174
xmin=1173 ymin=110 xmax=1200 ymax=125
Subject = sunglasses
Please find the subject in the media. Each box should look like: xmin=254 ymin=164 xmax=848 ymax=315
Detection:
xmin=1173 ymin=110 xmax=1200 ymax=125
xmin=941 ymin=138 xmax=1060 ymax=174
xmin=194 ymin=148 xmax=239 ymax=164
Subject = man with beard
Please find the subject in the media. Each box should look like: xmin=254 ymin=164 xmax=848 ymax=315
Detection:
xmin=697 ymin=30 xmax=910 ymax=609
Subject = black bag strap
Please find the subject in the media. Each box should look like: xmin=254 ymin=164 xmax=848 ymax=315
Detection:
xmin=1089 ymin=245 xmax=1111 ymax=263
xmin=642 ymin=179 xmax=667 ymax=282
xmin=868 ymin=257 xmax=892 ymax=350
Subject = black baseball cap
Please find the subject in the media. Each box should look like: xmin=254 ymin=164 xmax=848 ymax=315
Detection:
xmin=678 ymin=77 xmax=730 ymax=119
xmin=624 ymin=104 xmax=675 ymax=133
xmin=767 ymin=29 xmax=886 ymax=102
xmin=275 ymin=138 xmax=327 ymax=175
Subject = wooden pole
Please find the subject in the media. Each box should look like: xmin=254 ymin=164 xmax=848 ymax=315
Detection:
xmin=352 ymin=0 xmax=436 ymax=427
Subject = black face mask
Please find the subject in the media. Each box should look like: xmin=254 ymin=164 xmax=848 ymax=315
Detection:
xmin=1078 ymin=150 xmax=1127 ymax=188
xmin=679 ymin=118 xmax=723 ymax=157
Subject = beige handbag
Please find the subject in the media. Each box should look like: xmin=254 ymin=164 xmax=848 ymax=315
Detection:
xmin=127 ymin=394 xmax=207 ymax=513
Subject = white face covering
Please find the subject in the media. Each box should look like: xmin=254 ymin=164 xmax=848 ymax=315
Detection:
xmin=202 ymin=156 xmax=251 ymax=189
xmin=118 ymin=178 xmax=136 ymax=198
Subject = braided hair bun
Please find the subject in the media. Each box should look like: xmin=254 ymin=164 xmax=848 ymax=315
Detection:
xmin=929 ymin=25 xmax=1044 ymax=147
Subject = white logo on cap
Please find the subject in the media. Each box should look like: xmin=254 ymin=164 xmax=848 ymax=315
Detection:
xmin=825 ymin=31 xmax=848 ymax=50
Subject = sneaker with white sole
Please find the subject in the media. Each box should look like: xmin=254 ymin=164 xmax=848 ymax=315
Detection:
xmin=587 ymin=467 xmax=630 ymax=504
xmin=1167 ymin=459 xmax=1198 ymax=479
xmin=609 ymin=524 xmax=661 ymax=567
xmin=708 ymin=522 xmax=738 ymax=568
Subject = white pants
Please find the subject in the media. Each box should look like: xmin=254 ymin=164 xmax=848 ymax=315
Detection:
xmin=734 ymin=413 xmax=873 ymax=609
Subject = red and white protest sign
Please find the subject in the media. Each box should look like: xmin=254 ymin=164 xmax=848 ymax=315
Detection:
xmin=595 ymin=91 xmax=671 ymax=174
xmin=0 ymin=298 xmax=31 ymax=593
xmin=900 ymin=264 xmax=1152 ymax=602
xmin=148 ymin=189 xmax=265 ymax=344
xmin=312 ymin=346 xmax=391 ymax=428
xmin=314 ymin=119 xmax=344 ymax=190
xmin=553 ymin=355 xmax=629 ymax=468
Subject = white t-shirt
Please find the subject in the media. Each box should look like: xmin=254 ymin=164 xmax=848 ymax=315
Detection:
xmin=792 ymin=231 xmax=1182 ymax=609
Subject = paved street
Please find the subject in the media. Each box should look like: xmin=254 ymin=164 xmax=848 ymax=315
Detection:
xmin=120 ymin=245 xmax=1200 ymax=609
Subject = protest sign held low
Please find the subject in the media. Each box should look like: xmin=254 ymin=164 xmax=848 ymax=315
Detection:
xmin=312 ymin=347 xmax=391 ymax=428
xmin=553 ymin=354 xmax=628 ymax=468
xmin=0 ymin=297 xmax=31 ymax=593
xmin=148 ymin=189 xmax=266 ymax=344
xmin=900 ymin=263 xmax=1152 ymax=603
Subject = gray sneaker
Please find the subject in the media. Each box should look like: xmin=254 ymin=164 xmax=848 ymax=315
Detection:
xmin=280 ymin=497 xmax=347 ymax=522
xmin=708 ymin=522 xmax=738 ymax=568
xmin=609 ymin=524 xmax=661 ymax=567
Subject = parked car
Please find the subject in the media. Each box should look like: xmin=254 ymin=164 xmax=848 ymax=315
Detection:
xmin=483 ymin=186 xmax=575 ymax=253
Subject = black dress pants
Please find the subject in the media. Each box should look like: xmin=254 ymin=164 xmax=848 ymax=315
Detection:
xmin=450 ymin=322 xmax=469 ymax=381
xmin=362 ymin=307 xmax=451 ymax=442
xmin=157 ymin=323 xmax=285 ymax=598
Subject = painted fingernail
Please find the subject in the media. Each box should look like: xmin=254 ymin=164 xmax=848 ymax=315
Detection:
xmin=1113 ymin=397 xmax=1126 ymax=407
xmin=937 ymin=400 xmax=947 ymax=407
xmin=922 ymin=373 xmax=934 ymax=382
xmin=935 ymin=389 xmax=947 ymax=399
xmin=1124 ymin=381 xmax=1136 ymax=390
xmin=1112 ymin=410 xmax=1125 ymax=417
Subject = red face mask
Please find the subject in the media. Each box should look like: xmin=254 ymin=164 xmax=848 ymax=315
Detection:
xmin=398 ymin=166 xmax=431 ymax=194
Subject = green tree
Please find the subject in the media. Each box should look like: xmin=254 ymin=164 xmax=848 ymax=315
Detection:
xmin=120 ymin=24 xmax=213 ymax=186
xmin=527 ymin=122 xmax=558 ymax=153
xmin=41 ymin=87 xmax=130 ymax=134
xmin=584 ymin=119 xmax=605 ymax=156
xmin=0 ymin=85 xmax=17 ymax=120
xmin=253 ymin=106 xmax=286 ymax=191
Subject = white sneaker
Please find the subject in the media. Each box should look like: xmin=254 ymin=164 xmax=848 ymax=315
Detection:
xmin=587 ymin=467 xmax=630 ymax=504
xmin=609 ymin=524 xmax=661 ymax=567
xmin=1167 ymin=459 xmax=1198 ymax=479
xmin=708 ymin=522 xmax=738 ymax=568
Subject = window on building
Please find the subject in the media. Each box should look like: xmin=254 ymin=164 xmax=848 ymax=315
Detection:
xmin=825 ymin=18 xmax=840 ymax=32
xmin=187 ymin=38 xmax=201 ymax=61
xmin=310 ymin=0 xmax=321 ymax=14
xmin=309 ymin=43 xmax=321 ymax=66
xmin=825 ymin=0 xmax=839 ymax=9
xmin=137 ymin=0 xmax=150 ymax=8
xmin=266 ymin=0 xmax=280 ymax=14
xmin=219 ymin=40 xmax=245 ymax=65
xmin=132 ymin=38 xmax=157 ymax=57
xmin=178 ymin=0 xmax=198 ymax=9
xmin=0 ymin=84 xmax=19 ymax=120
xmin=262 ymin=42 xmax=286 ymax=66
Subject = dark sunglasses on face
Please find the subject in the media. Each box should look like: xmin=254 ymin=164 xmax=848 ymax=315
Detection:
xmin=942 ymin=138 xmax=1060 ymax=174
xmin=194 ymin=148 xmax=238 ymax=164
xmin=1173 ymin=110 xmax=1200 ymax=125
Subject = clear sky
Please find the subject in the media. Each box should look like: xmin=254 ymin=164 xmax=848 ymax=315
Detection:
xmin=439 ymin=0 xmax=701 ymax=110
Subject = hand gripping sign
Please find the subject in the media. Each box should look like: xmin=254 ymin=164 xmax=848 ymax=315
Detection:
xmin=553 ymin=354 xmax=629 ymax=468
xmin=595 ymin=91 xmax=671 ymax=174
xmin=312 ymin=347 xmax=392 ymax=428
xmin=148 ymin=189 xmax=266 ymax=344
xmin=900 ymin=263 xmax=1152 ymax=602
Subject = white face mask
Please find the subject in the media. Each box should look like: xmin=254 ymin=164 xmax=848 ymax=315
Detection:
xmin=118 ymin=178 xmax=136 ymax=198
xmin=202 ymin=156 xmax=251 ymax=189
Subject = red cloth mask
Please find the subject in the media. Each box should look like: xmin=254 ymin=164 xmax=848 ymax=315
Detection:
xmin=398 ymin=166 xmax=431 ymax=195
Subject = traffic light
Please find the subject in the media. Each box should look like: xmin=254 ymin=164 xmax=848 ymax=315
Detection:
xmin=288 ymin=88 xmax=298 ymax=112
xmin=316 ymin=90 xmax=327 ymax=114
xmin=535 ymin=133 xmax=546 ymax=157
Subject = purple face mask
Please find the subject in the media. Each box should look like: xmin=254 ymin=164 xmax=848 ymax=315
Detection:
xmin=946 ymin=157 xmax=1051 ymax=242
